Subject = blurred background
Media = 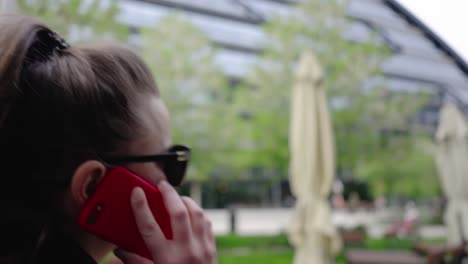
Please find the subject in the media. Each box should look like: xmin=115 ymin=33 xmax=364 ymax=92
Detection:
xmin=2 ymin=0 xmax=468 ymax=263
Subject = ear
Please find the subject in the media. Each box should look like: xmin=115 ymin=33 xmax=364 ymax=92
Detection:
xmin=70 ymin=160 xmax=106 ymax=207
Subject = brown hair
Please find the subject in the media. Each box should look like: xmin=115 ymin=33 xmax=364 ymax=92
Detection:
xmin=0 ymin=14 xmax=159 ymax=260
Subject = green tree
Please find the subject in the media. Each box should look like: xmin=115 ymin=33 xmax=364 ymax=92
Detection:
xmin=17 ymin=0 xmax=127 ymax=42
xmin=235 ymin=0 xmax=435 ymax=197
xmin=141 ymin=14 xmax=234 ymax=201
xmin=356 ymin=134 xmax=440 ymax=198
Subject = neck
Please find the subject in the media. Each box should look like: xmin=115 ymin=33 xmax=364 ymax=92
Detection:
xmin=62 ymin=192 xmax=116 ymax=262
xmin=78 ymin=231 xmax=116 ymax=263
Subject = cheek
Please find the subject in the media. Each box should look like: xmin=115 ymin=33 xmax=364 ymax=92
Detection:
xmin=125 ymin=162 xmax=167 ymax=187
xmin=156 ymin=161 xmax=165 ymax=172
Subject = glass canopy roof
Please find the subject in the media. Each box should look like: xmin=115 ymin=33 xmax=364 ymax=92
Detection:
xmin=119 ymin=0 xmax=468 ymax=126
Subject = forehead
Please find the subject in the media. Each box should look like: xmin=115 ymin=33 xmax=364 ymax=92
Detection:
xmin=125 ymin=96 xmax=171 ymax=155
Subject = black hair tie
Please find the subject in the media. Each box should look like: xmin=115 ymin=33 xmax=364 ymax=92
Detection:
xmin=47 ymin=31 xmax=70 ymax=51
xmin=24 ymin=30 xmax=70 ymax=66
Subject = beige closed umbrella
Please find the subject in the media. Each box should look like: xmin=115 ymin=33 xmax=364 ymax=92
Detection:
xmin=436 ymin=102 xmax=468 ymax=245
xmin=288 ymin=51 xmax=341 ymax=264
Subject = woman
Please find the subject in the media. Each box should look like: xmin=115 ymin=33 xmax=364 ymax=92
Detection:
xmin=0 ymin=15 xmax=216 ymax=264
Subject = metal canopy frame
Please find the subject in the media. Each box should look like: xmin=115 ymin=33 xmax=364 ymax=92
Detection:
xmin=384 ymin=0 xmax=468 ymax=77
xmin=124 ymin=0 xmax=468 ymax=115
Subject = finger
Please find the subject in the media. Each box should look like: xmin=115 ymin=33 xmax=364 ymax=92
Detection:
xmin=114 ymin=248 xmax=151 ymax=264
xmin=181 ymin=197 xmax=217 ymax=262
xmin=158 ymin=181 xmax=191 ymax=240
xmin=181 ymin=197 xmax=206 ymax=235
xmin=205 ymin=218 xmax=215 ymax=243
xmin=131 ymin=187 xmax=166 ymax=258
xmin=204 ymin=218 xmax=217 ymax=262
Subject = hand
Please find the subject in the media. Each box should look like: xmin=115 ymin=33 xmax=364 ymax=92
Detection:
xmin=116 ymin=181 xmax=217 ymax=264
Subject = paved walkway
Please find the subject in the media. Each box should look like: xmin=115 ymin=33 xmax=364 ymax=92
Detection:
xmin=205 ymin=208 xmax=447 ymax=239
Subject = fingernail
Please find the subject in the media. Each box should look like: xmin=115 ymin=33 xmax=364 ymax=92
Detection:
xmin=131 ymin=187 xmax=145 ymax=202
xmin=158 ymin=180 xmax=170 ymax=191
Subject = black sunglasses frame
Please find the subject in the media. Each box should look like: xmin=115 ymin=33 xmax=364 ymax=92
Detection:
xmin=101 ymin=145 xmax=191 ymax=186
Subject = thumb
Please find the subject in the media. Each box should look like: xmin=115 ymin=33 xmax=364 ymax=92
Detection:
xmin=114 ymin=248 xmax=151 ymax=264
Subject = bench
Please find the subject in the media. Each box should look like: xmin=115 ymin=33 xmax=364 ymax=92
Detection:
xmin=346 ymin=249 xmax=425 ymax=264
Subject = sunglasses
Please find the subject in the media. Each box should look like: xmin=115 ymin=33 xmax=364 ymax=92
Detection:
xmin=101 ymin=145 xmax=191 ymax=186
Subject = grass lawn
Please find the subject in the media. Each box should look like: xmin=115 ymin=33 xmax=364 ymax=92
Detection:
xmin=219 ymin=250 xmax=347 ymax=264
xmin=219 ymin=251 xmax=294 ymax=264
xmin=102 ymin=234 xmax=445 ymax=263
xmin=216 ymin=234 xmax=445 ymax=264
xmin=217 ymin=234 xmax=347 ymax=264
xmin=217 ymin=234 xmax=292 ymax=264
xmin=217 ymin=234 xmax=290 ymax=249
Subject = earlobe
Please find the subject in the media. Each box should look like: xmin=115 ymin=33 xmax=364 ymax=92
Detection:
xmin=70 ymin=160 xmax=106 ymax=207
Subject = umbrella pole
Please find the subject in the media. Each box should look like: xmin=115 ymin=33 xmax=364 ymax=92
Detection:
xmin=449 ymin=212 xmax=467 ymax=264
xmin=458 ymin=212 xmax=466 ymax=244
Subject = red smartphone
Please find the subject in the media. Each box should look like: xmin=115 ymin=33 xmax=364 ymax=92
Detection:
xmin=78 ymin=166 xmax=173 ymax=260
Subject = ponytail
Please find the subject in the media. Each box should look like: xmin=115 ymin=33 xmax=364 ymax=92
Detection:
xmin=0 ymin=15 xmax=41 ymax=123
xmin=0 ymin=15 xmax=70 ymax=262
xmin=0 ymin=14 xmax=159 ymax=263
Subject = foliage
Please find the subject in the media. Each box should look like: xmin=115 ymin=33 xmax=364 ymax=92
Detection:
xmin=356 ymin=133 xmax=441 ymax=198
xmin=17 ymin=0 xmax=127 ymax=42
xmin=141 ymin=14 xmax=233 ymax=181
xmin=235 ymin=0 xmax=386 ymax=175
xmin=235 ymin=0 xmax=436 ymax=197
xmin=17 ymin=0 xmax=441 ymax=198
xmin=342 ymin=178 xmax=373 ymax=201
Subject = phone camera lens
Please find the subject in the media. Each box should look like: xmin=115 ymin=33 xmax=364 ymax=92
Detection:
xmin=87 ymin=203 xmax=104 ymax=224
xmin=87 ymin=216 xmax=97 ymax=224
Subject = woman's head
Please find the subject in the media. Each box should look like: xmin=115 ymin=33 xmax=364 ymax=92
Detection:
xmin=0 ymin=14 xmax=172 ymax=257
